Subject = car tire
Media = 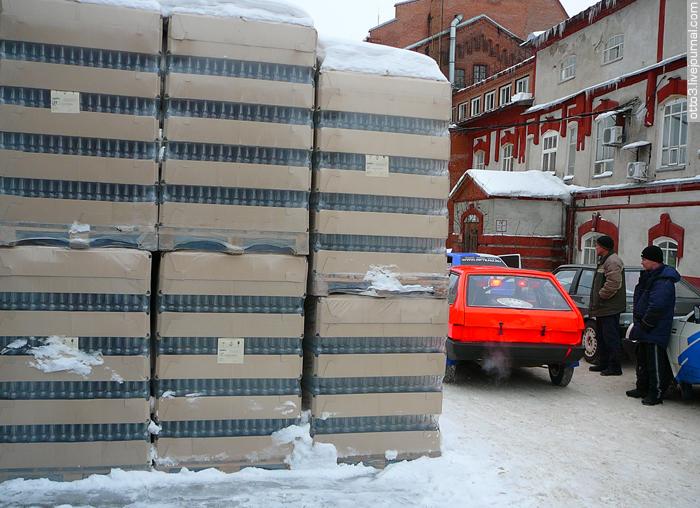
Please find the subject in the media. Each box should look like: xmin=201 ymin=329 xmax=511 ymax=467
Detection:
xmin=582 ymin=320 xmax=600 ymax=364
xmin=444 ymin=363 xmax=457 ymax=384
xmin=549 ymin=364 xmax=574 ymax=387
xmin=679 ymin=382 xmax=694 ymax=401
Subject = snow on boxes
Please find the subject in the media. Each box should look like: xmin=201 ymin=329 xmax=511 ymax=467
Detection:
xmin=304 ymin=39 xmax=450 ymax=464
xmin=0 ymin=0 xmax=161 ymax=249
xmin=158 ymin=8 xmax=316 ymax=253
xmin=0 ymin=247 xmax=152 ymax=481
xmin=154 ymin=252 xmax=306 ymax=471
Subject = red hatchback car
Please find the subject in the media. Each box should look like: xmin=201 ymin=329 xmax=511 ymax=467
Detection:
xmin=446 ymin=266 xmax=585 ymax=386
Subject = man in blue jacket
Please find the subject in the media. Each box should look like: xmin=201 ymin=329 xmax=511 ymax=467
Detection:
xmin=626 ymin=245 xmax=680 ymax=406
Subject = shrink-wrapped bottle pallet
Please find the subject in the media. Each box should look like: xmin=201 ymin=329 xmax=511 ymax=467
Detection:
xmin=159 ymin=11 xmax=316 ymax=254
xmin=304 ymin=296 xmax=446 ymax=465
xmin=309 ymin=64 xmax=451 ymax=296
xmin=0 ymin=0 xmax=161 ymax=249
xmin=0 ymin=247 xmax=152 ymax=481
xmin=153 ymin=252 xmax=306 ymax=471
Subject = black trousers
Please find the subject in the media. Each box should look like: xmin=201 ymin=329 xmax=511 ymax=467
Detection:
xmin=596 ymin=314 xmax=622 ymax=370
xmin=635 ymin=342 xmax=672 ymax=400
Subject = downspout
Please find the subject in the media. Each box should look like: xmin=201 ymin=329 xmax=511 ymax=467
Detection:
xmin=449 ymin=14 xmax=463 ymax=86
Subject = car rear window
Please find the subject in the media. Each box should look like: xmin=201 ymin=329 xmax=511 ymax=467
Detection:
xmin=467 ymin=275 xmax=572 ymax=311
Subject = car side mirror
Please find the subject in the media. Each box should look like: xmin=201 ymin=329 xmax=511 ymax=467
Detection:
xmin=695 ymin=306 xmax=700 ymax=323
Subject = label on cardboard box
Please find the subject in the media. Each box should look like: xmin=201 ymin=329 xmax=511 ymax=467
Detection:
xmin=365 ymin=155 xmax=390 ymax=177
xmin=51 ymin=91 xmax=81 ymax=114
xmin=60 ymin=337 xmax=80 ymax=350
xmin=217 ymin=338 xmax=245 ymax=364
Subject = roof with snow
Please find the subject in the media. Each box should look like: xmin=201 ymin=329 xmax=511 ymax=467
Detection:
xmin=451 ymin=170 xmax=580 ymax=202
xmin=318 ymin=37 xmax=447 ymax=81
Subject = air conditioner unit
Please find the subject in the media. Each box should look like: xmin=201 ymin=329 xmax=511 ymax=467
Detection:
xmin=603 ymin=126 xmax=624 ymax=146
xmin=627 ymin=162 xmax=649 ymax=181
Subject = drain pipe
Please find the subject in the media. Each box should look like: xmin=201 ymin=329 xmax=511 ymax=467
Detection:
xmin=449 ymin=14 xmax=463 ymax=86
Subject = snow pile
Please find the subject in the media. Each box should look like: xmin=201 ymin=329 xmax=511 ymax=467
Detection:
xmin=362 ymin=266 xmax=433 ymax=295
xmin=27 ymin=337 xmax=104 ymax=377
xmin=148 ymin=421 xmax=162 ymax=436
xmin=0 ymin=339 xmax=28 ymax=355
xmin=466 ymin=170 xmax=583 ymax=203
xmin=271 ymin=414 xmax=338 ymax=470
xmin=318 ymin=37 xmax=447 ymax=81
xmin=77 ymin=0 xmax=314 ymax=26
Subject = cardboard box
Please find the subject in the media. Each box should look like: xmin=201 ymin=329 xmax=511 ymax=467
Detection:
xmin=315 ymin=129 xmax=449 ymax=161
xmin=314 ymin=168 xmax=448 ymax=200
xmin=312 ymin=210 xmax=447 ymax=239
xmin=157 ymin=395 xmax=301 ymax=422
xmin=309 ymin=392 xmax=442 ymax=419
xmin=307 ymin=352 xmax=445 ymax=379
xmin=156 ymin=355 xmax=302 ymax=381
xmin=0 ymin=399 xmax=149 ymax=426
xmin=314 ymin=431 xmax=441 ymax=462
xmin=164 ymin=118 xmax=312 ymax=148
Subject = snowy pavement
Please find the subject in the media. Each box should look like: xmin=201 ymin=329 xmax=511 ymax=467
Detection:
xmin=1 ymin=362 xmax=698 ymax=508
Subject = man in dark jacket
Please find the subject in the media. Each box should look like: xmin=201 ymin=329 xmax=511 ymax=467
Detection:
xmin=626 ymin=245 xmax=680 ymax=405
xmin=589 ymin=235 xmax=627 ymax=376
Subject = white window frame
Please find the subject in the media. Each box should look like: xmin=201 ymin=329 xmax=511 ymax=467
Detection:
xmin=484 ymin=91 xmax=496 ymax=112
xmin=653 ymin=237 xmax=679 ymax=268
xmin=499 ymin=84 xmax=512 ymax=106
xmin=501 ymin=143 xmax=514 ymax=171
xmin=594 ymin=117 xmax=615 ymax=175
xmin=560 ymin=55 xmax=576 ymax=82
xmin=541 ymin=131 xmax=558 ymax=173
xmin=566 ymin=124 xmax=577 ymax=177
xmin=580 ymin=233 xmax=602 ymax=265
xmin=458 ymin=102 xmax=468 ymax=121
xmin=473 ymin=150 xmax=485 ymax=170
xmin=471 ymin=96 xmax=481 ymax=117
xmin=516 ymin=76 xmax=530 ymax=94
xmin=660 ymin=99 xmax=688 ymax=169
xmin=602 ymin=34 xmax=624 ymax=64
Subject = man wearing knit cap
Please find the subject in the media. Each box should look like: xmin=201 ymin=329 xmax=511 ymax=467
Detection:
xmin=589 ymin=235 xmax=626 ymax=376
xmin=627 ymin=245 xmax=680 ymax=405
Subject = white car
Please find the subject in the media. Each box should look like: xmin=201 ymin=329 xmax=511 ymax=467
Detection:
xmin=669 ymin=306 xmax=700 ymax=400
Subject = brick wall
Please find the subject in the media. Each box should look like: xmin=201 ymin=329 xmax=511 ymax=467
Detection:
xmin=369 ymin=0 xmax=568 ymax=48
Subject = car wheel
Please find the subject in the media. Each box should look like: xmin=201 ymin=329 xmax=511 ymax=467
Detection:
xmin=679 ymin=382 xmax=694 ymax=401
xmin=549 ymin=364 xmax=574 ymax=387
xmin=444 ymin=363 xmax=457 ymax=384
xmin=582 ymin=320 xmax=600 ymax=364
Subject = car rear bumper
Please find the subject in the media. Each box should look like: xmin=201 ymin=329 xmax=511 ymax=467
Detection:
xmin=447 ymin=339 xmax=585 ymax=367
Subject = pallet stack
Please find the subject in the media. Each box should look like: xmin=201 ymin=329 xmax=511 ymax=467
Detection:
xmin=0 ymin=0 xmax=161 ymax=250
xmin=304 ymin=41 xmax=451 ymax=465
xmin=152 ymin=10 xmax=316 ymax=471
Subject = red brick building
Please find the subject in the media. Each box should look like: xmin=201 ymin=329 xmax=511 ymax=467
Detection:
xmin=367 ymin=0 xmax=568 ymax=89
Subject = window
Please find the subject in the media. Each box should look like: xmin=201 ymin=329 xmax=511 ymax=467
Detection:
xmin=448 ymin=272 xmax=460 ymax=305
xmin=576 ymin=269 xmax=595 ymax=295
xmin=654 ymin=238 xmax=679 ymax=268
xmin=455 ymin=68 xmax=466 ymax=89
xmin=499 ymin=84 xmax=512 ymax=106
xmin=471 ymin=96 xmax=481 ymax=117
xmin=542 ymin=131 xmax=558 ymax=172
xmin=580 ymin=235 xmax=601 ymax=265
xmin=502 ymin=144 xmax=514 ymax=171
xmin=603 ymin=34 xmax=624 ymax=64
xmin=458 ymin=102 xmax=469 ymax=121
xmin=554 ymin=270 xmax=578 ymax=293
xmin=516 ymin=76 xmax=530 ymax=94
xmin=560 ymin=55 xmax=576 ymax=82
xmin=473 ymin=150 xmax=485 ymax=169
xmin=594 ymin=117 xmax=615 ymax=175
xmin=661 ymin=99 xmax=688 ymax=168
xmin=473 ymin=64 xmax=487 ymax=84
xmin=567 ymin=125 xmax=577 ymax=177
xmin=484 ymin=91 xmax=496 ymax=112
xmin=467 ymin=275 xmax=571 ymax=311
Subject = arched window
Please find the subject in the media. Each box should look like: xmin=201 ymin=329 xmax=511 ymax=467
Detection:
xmin=660 ymin=99 xmax=688 ymax=168
xmin=653 ymin=237 xmax=679 ymax=267
xmin=542 ymin=131 xmax=558 ymax=172
xmin=580 ymin=233 xmax=601 ymax=265
xmin=473 ymin=150 xmax=485 ymax=170
xmin=501 ymin=144 xmax=514 ymax=171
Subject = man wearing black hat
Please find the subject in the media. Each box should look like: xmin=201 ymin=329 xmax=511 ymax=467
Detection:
xmin=627 ymin=245 xmax=680 ymax=405
xmin=589 ymin=235 xmax=626 ymax=376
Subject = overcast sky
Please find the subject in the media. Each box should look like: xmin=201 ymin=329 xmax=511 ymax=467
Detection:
xmin=289 ymin=0 xmax=602 ymax=40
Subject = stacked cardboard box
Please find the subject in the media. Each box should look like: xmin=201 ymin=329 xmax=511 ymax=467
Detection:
xmin=158 ymin=12 xmax=316 ymax=254
xmin=0 ymin=247 xmax=152 ymax=481
xmin=154 ymin=252 xmax=306 ymax=471
xmin=0 ymin=0 xmax=161 ymax=249
xmin=305 ymin=56 xmax=451 ymax=464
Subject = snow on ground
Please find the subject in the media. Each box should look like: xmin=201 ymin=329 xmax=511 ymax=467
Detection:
xmin=318 ymin=37 xmax=447 ymax=81
xmin=2 ymin=363 xmax=698 ymax=507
